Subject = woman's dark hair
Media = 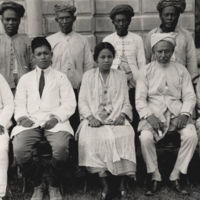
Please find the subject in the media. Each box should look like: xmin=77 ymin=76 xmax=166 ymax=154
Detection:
xmin=93 ymin=42 xmax=115 ymax=62
xmin=31 ymin=37 xmax=52 ymax=53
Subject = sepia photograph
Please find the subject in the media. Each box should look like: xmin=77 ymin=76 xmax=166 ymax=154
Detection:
xmin=0 ymin=0 xmax=200 ymax=199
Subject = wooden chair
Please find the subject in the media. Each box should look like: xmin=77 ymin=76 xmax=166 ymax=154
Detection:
xmin=143 ymin=74 xmax=200 ymax=185
xmin=5 ymin=179 xmax=13 ymax=200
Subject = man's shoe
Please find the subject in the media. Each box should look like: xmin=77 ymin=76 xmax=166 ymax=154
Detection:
xmin=99 ymin=192 xmax=108 ymax=200
xmin=145 ymin=180 xmax=161 ymax=196
xmin=171 ymin=179 xmax=189 ymax=195
xmin=49 ymin=186 xmax=62 ymax=200
xmin=121 ymin=190 xmax=128 ymax=200
xmin=31 ymin=183 xmax=46 ymax=200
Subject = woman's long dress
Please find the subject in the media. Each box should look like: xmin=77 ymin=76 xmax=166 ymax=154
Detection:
xmin=77 ymin=68 xmax=136 ymax=177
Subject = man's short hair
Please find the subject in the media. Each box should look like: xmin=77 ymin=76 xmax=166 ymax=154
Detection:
xmin=31 ymin=37 xmax=52 ymax=53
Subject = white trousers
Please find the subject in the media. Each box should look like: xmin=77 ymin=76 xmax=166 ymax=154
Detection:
xmin=140 ymin=124 xmax=198 ymax=176
xmin=0 ymin=132 xmax=9 ymax=197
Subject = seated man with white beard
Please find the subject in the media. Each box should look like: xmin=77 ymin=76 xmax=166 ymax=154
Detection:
xmin=136 ymin=33 xmax=197 ymax=196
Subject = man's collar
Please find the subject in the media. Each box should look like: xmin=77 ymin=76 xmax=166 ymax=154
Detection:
xmin=116 ymin=31 xmax=129 ymax=39
xmin=159 ymin=25 xmax=179 ymax=33
xmin=59 ymin=31 xmax=73 ymax=40
xmin=156 ymin=60 xmax=171 ymax=68
xmin=5 ymin=33 xmax=19 ymax=39
xmin=36 ymin=66 xmax=51 ymax=74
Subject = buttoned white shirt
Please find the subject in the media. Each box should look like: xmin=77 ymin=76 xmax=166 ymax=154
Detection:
xmin=103 ymin=31 xmax=146 ymax=88
xmin=47 ymin=31 xmax=93 ymax=89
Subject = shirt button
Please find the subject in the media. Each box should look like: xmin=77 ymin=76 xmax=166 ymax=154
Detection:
xmin=68 ymin=68 xmax=71 ymax=70
xmin=104 ymin=90 xmax=107 ymax=94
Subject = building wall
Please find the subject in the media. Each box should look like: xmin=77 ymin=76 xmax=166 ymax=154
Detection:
xmin=0 ymin=0 xmax=196 ymax=52
xmin=196 ymin=0 xmax=200 ymax=48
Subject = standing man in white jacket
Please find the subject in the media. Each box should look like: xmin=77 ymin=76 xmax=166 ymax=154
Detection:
xmin=12 ymin=37 xmax=76 ymax=200
xmin=47 ymin=4 xmax=93 ymax=133
xmin=103 ymin=4 xmax=146 ymax=134
xmin=0 ymin=75 xmax=14 ymax=199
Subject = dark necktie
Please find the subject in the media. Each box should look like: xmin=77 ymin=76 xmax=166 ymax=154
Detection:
xmin=39 ymin=70 xmax=45 ymax=98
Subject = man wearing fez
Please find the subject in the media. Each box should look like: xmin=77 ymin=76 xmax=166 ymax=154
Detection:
xmin=145 ymin=0 xmax=198 ymax=80
xmin=0 ymin=1 xmax=35 ymax=94
xmin=136 ymin=33 xmax=197 ymax=196
xmin=103 ymin=5 xmax=146 ymax=133
xmin=47 ymin=4 xmax=93 ymax=132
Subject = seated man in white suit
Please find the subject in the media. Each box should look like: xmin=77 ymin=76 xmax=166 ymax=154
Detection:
xmin=12 ymin=37 xmax=76 ymax=200
xmin=0 ymin=75 xmax=14 ymax=199
xmin=136 ymin=33 xmax=197 ymax=196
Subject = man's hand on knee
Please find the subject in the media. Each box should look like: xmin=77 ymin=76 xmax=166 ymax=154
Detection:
xmin=0 ymin=125 xmax=4 ymax=135
xmin=174 ymin=115 xmax=188 ymax=129
xmin=147 ymin=114 xmax=163 ymax=131
xmin=20 ymin=118 xmax=35 ymax=128
xmin=41 ymin=118 xmax=58 ymax=130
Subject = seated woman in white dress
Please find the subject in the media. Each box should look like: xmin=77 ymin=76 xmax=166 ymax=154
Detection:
xmin=77 ymin=42 xmax=136 ymax=200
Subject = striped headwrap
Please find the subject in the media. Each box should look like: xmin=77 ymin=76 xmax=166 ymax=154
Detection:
xmin=157 ymin=0 xmax=186 ymax=13
xmin=110 ymin=4 xmax=134 ymax=20
xmin=0 ymin=1 xmax=25 ymax=18
xmin=54 ymin=4 xmax=76 ymax=15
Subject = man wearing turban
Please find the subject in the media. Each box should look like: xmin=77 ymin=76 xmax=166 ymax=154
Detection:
xmin=145 ymin=0 xmax=198 ymax=80
xmin=136 ymin=33 xmax=197 ymax=196
xmin=47 ymin=4 xmax=93 ymax=133
xmin=0 ymin=1 xmax=35 ymax=94
xmin=103 ymin=4 xmax=146 ymax=139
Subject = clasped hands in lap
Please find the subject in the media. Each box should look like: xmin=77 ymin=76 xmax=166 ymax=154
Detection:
xmin=146 ymin=114 xmax=189 ymax=133
xmin=88 ymin=114 xmax=126 ymax=128
xmin=0 ymin=125 xmax=5 ymax=135
xmin=18 ymin=117 xmax=58 ymax=130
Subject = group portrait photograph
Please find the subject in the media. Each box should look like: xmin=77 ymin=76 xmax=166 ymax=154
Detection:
xmin=0 ymin=0 xmax=200 ymax=199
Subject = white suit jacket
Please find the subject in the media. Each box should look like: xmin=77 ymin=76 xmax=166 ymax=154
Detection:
xmin=0 ymin=74 xmax=14 ymax=129
xmin=11 ymin=67 xmax=76 ymax=137
xmin=136 ymin=61 xmax=196 ymax=122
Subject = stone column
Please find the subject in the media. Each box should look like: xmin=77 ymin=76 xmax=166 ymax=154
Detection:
xmin=195 ymin=0 xmax=200 ymax=66
xmin=25 ymin=0 xmax=43 ymax=38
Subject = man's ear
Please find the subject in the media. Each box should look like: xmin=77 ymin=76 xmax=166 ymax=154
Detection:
xmin=73 ymin=16 xmax=76 ymax=23
xmin=51 ymin=51 xmax=53 ymax=58
xmin=159 ymin=12 xmax=162 ymax=20
xmin=152 ymin=47 xmax=155 ymax=55
xmin=55 ymin=17 xmax=58 ymax=23
xmin=127 ymin=18 xmax=132 ymax=26
xmin=112 ymin=20 xmax=114 ymax=25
